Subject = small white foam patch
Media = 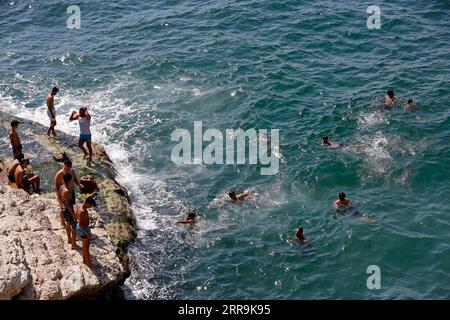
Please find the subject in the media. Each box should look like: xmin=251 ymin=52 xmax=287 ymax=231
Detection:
xmin=357 ymin=111 xmax=389 ymax=129
xmin=344 ymin=132 xmax=428 ymax=184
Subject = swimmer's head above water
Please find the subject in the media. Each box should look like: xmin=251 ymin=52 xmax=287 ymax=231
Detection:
xmin=385 ymin=90 xmax=396 ymax=107
xmin=296 ymin=227 xmax=304 ymax=239
xmin=295 ymin=227 xmax=309 ymax=244
xmin=387 ymin=90 xmax=394 ymax=99
xmin=334 ymin=191 xmax=351 ymax=210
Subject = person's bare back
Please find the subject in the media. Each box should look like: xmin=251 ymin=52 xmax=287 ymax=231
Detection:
xmin=14 ymin=164 xmax=26 ymax=190
xmin=47 ymin=94 xmax=54 ymax=110
xmin=77 ymin=205 xmax=89 ymax=230
xmin=7 ymin=159 xmax=21 ymax=179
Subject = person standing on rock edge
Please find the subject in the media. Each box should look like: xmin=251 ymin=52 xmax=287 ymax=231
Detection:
xmin=69 ymin=107 xmax=93 ymax=161
xmin=47 ymin=87 xmax=59 ymax=137
xmin=76 ymin=196 xmax=97 ymax=268
xmin=9 ymin=120 xmax=22 ymax=160
xmin=61 ymin=173 xmax=80 ymax=250
xmin=55 ymin=159 xmax=84 ymax=228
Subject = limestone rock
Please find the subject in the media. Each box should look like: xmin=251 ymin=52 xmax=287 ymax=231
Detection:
xmin=0 ymin=111 xmax=136 ymax=267
xmin=0 ymin=185 xmax=124 ymax=300
xmin=80 ymin=176 xmax=98 ymax=194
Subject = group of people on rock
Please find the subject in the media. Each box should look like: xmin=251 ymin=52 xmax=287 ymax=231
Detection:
xmin=3 ymin=87 xmax=99 ymax=268
xmin=55 ymin=159 xmax=97 ymax=268
xmin=54 ymin=158 xmax=97 ymax=267
xmin=46 ymin=87 xmax=94 ymax=161
xmin=8 ymin=120 xmax=41 ymax=194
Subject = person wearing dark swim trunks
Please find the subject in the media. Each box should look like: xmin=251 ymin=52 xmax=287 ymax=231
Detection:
xmin=55 ymin=159 xmax=84 ymax=228
xmin=76 ymin=196 xmax=96 ymax=268
xmin=61 ymin=173 xmax=79 ymax=250
xmin=9 ymin=120 xmax=23 ymax=160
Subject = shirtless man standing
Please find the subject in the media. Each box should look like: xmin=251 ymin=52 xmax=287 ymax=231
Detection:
xmin=76 ymin=197 xmax=97 ymax=268
xmin=9 ymin=120 xmax=22 ymax=160
xmin=60 ymin=173 xmax=80 ymax=250
xmin=55 ymin=159 xmax=84 ymax=227
xmin=47 ymin=87 xmax=59 ymax=137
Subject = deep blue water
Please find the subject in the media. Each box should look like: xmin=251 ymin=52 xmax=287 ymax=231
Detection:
xmin=1 ymin=0 xmax=449 ymax=299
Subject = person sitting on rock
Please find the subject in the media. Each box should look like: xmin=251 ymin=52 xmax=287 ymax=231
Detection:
xmin=7 ymin=153 xmax=24 ymax=183
xmin=55 ymin=159 xmax=84 ymax=227
xmin=76 ymin=196 xmax=97 ymax=268
xmin=14 ymin=158 xmax=40 ymax=194
xmin=60 ymin=173 xmax=79 ymax=250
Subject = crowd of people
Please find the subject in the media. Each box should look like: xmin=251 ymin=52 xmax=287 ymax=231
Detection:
xmin=4 ymin=87 xmax=416 ymax=263
xmin=4 ymin=87 xmax=97 ymax=268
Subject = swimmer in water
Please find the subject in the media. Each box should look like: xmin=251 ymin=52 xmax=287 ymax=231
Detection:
xmin=176 ymin=213 xmax=196 ymax=224
xmin=404 ymin=98 xmax=416 ymax=111
xmin=385 ymin=90 xmax=396 ymax=107
xmin=295 ymin=227 xmax=310 ymax=245
xmin=334 ymin=192 xmax=352 ymax=212
xmin=322 ymin=136 xmax=350 ymax=149
xmin=322 ymin=136 xmax=340 ymax=148
xmin=229 ymin=190 xmax=250 ymax=201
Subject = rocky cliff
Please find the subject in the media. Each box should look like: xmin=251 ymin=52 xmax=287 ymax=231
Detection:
xmin=0 ymin=111 xmax=136 ymax=299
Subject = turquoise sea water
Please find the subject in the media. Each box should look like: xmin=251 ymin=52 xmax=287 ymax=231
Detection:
xmin=1 ymin=0 xmax=449 ymax=299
